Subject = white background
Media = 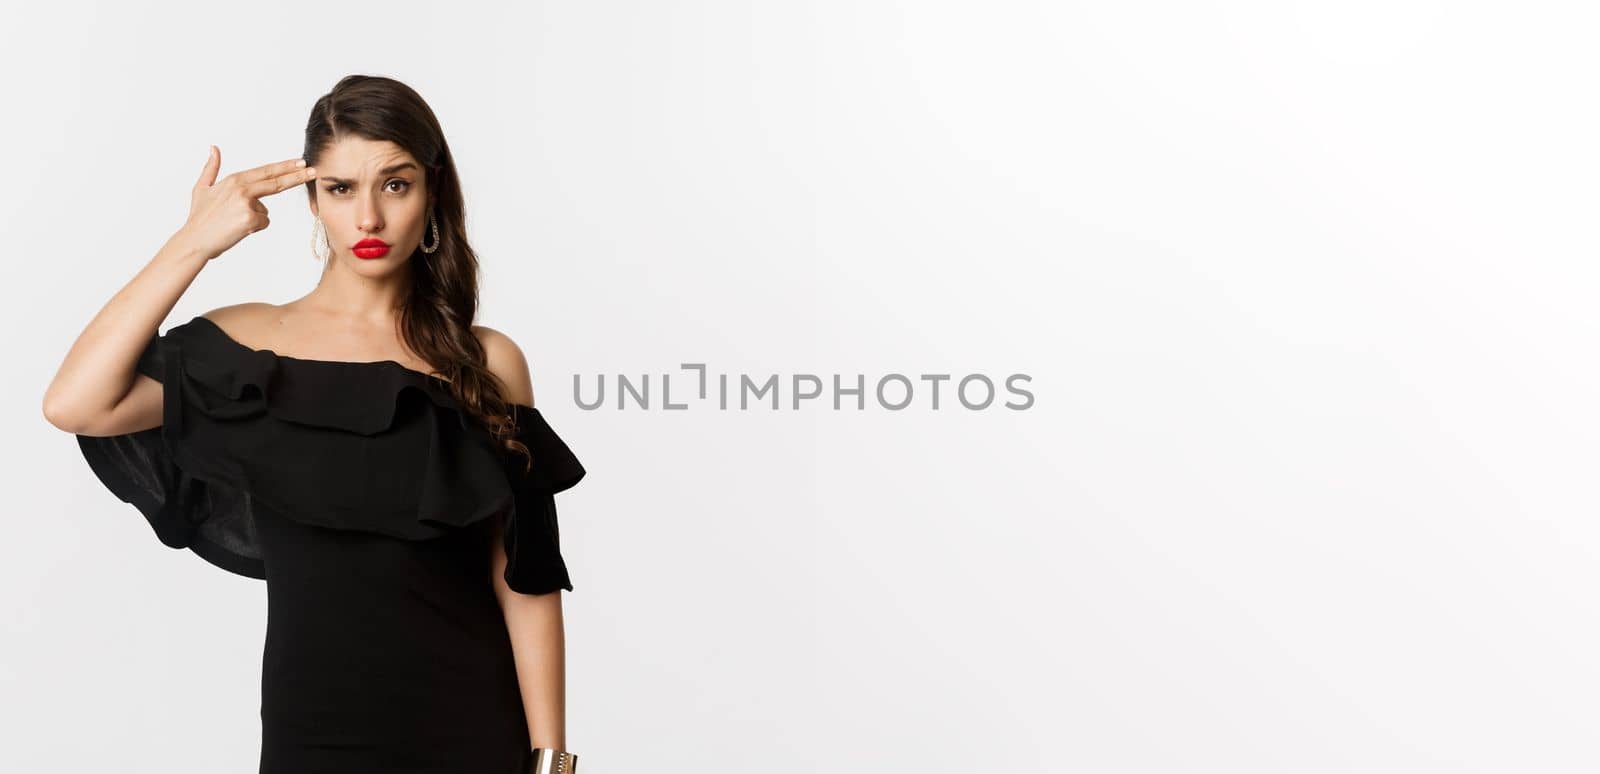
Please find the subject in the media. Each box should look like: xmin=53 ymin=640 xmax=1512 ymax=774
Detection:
xmin=4 ymin=1 xmax=1598 ymax=772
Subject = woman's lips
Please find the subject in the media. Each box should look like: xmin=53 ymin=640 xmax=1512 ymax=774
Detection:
xmin=352 ymin=238 xmax=390 ymax=259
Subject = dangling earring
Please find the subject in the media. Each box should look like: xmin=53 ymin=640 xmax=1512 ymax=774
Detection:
xmin=419 ymin=210 xmax=441 ymax=254
xmin=310 ymin=215 xmax=331 ymax=262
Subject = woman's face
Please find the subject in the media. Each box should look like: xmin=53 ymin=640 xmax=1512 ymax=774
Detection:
xmin=307 ymin=136 xmax=433 ymax=270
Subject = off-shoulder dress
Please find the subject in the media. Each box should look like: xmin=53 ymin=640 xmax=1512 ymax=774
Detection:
xmin=73 ymin=314 xmax=587 ymax=774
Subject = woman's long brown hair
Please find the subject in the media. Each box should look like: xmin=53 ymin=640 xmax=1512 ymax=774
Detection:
xmin=300 ymin=74 xmax=533 ymax=473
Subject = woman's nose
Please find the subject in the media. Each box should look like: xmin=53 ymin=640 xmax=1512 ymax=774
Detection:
xmin=359 ymin=199 xmax=384 ymax=232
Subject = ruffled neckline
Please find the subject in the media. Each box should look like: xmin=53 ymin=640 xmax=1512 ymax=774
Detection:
xmin=189 ymin=313 xmax=453 ymax=384
xmin=129 ymin=312 xmax=585 ymax=535
xmin=176 ymin=314 xmax=546 ymax=435
xmin=78 ymin=314 xmax=587 ymax=592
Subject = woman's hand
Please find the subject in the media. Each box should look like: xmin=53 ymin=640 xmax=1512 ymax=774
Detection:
xmin=172 ymin=146 xmax=318 ymax=261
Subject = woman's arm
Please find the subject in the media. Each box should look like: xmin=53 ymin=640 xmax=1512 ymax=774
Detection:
xmin=42 ymin=231 xmax=211 ymax=436
xmin=478 ymin=325 xmax=569 ymax=751
xmin=491 ymin=521 xmax=569 ymax=750
xmin=44 ymin=148 xmax=317 ymax=436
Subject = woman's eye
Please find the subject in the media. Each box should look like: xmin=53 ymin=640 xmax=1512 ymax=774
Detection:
xmin=322 ymin=181 xmax=408 ymax=195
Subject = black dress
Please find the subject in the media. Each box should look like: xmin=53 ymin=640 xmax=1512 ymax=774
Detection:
xmin=73 ymin=315 xmax=587 ymax=774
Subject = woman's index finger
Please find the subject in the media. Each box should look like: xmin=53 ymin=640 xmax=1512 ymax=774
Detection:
xmin=245 ymin=166 xmax=317 ymax=199
xmin=241 ymin=157 xmax=310 ymax=183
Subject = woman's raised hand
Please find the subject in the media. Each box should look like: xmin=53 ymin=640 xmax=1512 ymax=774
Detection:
xmin=174 ymin=146 xmax=318 ymax=260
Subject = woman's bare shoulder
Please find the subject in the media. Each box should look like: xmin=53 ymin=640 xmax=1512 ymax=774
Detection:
xmin=473 ymin=324 xmax=535 ymax=406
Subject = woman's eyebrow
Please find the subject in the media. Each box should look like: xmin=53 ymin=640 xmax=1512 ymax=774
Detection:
xmin=319 ymin=162 xmax=419 ymax=185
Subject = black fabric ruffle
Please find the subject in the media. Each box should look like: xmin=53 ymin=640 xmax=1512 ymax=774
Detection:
xmin=75 ymin=315 xmax=587 ymax=595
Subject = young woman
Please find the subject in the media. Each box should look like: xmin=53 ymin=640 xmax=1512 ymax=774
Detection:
xmin=43 ymin=74 xmax=585 ymax=774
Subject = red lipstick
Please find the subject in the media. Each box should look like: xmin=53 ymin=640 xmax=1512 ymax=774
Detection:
xmin=352 ymin=238 xmax=390 ymax=259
